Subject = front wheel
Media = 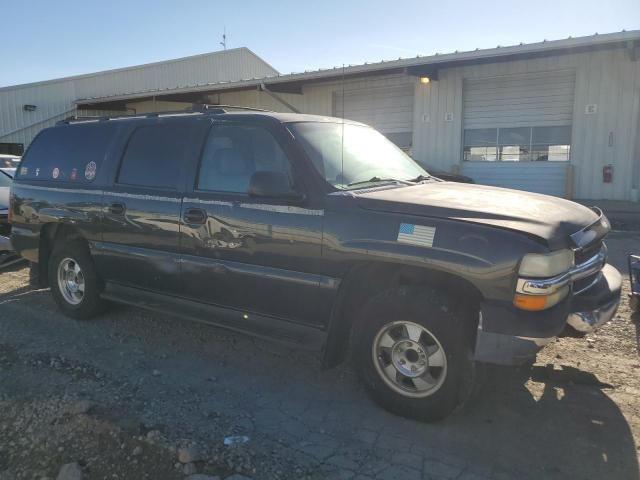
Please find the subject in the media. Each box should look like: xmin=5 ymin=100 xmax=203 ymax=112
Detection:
xmin=48 ymin=240 xmax=106 ymax=319
xmin=354 ymin=287 xmax=476 ymax=422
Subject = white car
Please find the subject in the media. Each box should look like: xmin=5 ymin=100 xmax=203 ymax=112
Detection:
xmin=0 ymin=154 xmax=21 ymax=169
xmin=0 ymin=168 xmax=14 ymax=256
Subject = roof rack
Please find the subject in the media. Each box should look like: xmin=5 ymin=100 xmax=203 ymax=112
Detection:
xmin=57 ymin=104 xmax=272 ymax=125
xmin=193 ymin=104 xmax=271 ymax=113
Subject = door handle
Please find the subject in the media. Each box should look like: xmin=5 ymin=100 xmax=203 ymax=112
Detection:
xmin=108 ymin=202 xmax=125 ymax=215
xmin=183 ymin=208 xmax=207 ymax=225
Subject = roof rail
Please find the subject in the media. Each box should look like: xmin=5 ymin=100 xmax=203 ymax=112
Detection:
xmin=192 ymin=104 xmax=272 ymax=113
xmin=56 ymin=104 xmax=272 ymax=125
xmin=58 ymin=115 xmax=107 ymax=125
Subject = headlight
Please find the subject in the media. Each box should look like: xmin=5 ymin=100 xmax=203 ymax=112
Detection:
xmin=518 ymin=249 xmax=574 ymax=278
xmin=514 ymin=249 xmax=574 ymax=311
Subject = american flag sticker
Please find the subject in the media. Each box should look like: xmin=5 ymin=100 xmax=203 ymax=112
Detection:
xmin=397 ymin=223 xmax=436 ymax=247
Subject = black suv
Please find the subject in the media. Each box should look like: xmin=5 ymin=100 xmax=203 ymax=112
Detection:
xmin=10 ymin=107 xmax=621 ymax=421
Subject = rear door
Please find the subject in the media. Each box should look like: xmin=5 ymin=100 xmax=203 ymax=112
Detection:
xmin=180 ymin=119 xmax=330 ymax=327
xmin=96 ymin=118 xmax=205 ymax=294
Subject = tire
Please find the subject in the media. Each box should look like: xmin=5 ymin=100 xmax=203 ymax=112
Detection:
xmin=354 ymin=287 xmax=476 ymax=422
xmin=48 ymin=239 xmax=106 ymax=319
xmin=28 ymin=261 xmax=40 ymax=287
xmin=631 ymin=295 xmax=639 ymax=313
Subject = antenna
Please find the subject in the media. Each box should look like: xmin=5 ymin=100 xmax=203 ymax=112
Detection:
xmin=341 ymin=63 xmax=345 ymax=187
xmin=220 ymin=26 xmax=227 ymax=50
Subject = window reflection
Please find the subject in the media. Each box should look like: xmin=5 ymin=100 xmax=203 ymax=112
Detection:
xmin=463 ymin=126 xmax=571 ymax=162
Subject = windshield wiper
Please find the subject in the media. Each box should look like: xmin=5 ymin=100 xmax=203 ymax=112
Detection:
xmin=408 ymin=174 xmax=433 ymax=183
xmin=347 ymin=177 xmax=411 ymax=187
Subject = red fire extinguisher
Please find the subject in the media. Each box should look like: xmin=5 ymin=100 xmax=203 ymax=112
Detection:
xmin=603 ymin=164 xmax=613 ymax=183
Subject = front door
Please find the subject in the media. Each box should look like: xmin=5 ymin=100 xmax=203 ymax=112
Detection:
xmin=97 ymin=119 xmax=204 ymax=294
xmin=180 ymin=120 xmax=330 ymax=327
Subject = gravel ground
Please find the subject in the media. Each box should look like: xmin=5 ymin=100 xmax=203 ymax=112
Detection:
xmin=0 ymin=232 xmax=639 ymax=480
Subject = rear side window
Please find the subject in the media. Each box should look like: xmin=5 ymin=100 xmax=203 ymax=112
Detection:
xmin=16 ymin=123 xmax=116 ymax=183
xmin=117 ymin=124 xmax=192 ymax=190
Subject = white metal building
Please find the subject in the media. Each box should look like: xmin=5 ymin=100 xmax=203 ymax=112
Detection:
xmin=0 ymin=48 xmax=277 ymax=155
xmin=2 ymin=31 xmax=639 ymax=201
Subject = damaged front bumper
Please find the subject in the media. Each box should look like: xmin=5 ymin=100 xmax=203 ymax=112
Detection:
xmin=0 ymin=234 xmax=11 ymax=252
xmin=475 ymin=263 xmax=622 ymax=366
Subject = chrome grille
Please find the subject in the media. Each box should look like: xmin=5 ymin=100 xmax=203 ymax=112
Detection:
xmin=575 ymin=240 xmax=603 ymax=265
xmin=573 ymin=242 xmax=606 ymax=294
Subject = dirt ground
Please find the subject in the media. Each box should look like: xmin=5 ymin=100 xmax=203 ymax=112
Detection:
xmin=0 ymin=232 xmax=639 ymax=480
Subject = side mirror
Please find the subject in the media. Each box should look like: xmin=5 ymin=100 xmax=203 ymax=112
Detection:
xmin=248 ymin=171 xmax=303 ymax=201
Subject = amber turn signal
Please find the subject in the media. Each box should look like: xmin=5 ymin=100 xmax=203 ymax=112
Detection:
xmin=513 ymin=294 xmax=548 ymax=311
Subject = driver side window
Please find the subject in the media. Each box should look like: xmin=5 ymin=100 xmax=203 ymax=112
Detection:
xmin=197 ymin=124 xmax=293 ymax=194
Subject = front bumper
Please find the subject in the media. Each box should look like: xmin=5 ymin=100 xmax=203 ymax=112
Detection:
xmin=475 ymin=263 xmax=622 ymax=365
xmin=0 ymin=234 xmax=11 ymax=252
xmin=0 ymin=214 xmax=10 ymax=238
xmin=567 ymin=296 xmax=619 ymax=333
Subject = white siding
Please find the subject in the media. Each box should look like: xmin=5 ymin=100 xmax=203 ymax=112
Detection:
xmin=129 ymin=73 xmax=413 ymax=126
xmin=461 ymin=163 xmax=569 ymax=197
xmin=126 ymin=90 xmax=307 ymax=116
xmin=73 ymin=48 xmax=277 ymax=101
xmin=463 ymin=70 xmax=575 ymax=128
xmin=413 ymin=46 xmax=640 ymax=201
xmin=333 ymin=83 xmax=414 ymax=135
xmin=0 ymin=48 xmax=277 ymax=149
xmin=125 ymin=100 xmax=194 ymax=114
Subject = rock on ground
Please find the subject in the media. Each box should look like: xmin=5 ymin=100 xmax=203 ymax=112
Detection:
xmin=68 ymin=399 xmax=94 ymax=415
xmin=56 ymin=462 xmax=82 ymax=480
xmin=178 ymin=445 xmax=202 ymax=463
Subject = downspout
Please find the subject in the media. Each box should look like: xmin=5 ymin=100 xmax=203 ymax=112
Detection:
xmin=0 ymin=108 xmax=77 ymax=140
xmin=258 ymin=83 xmax=300 ymax=113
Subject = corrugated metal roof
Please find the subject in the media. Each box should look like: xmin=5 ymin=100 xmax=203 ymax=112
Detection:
xmin=0 ymin=47 xmax=278 ymax=93
xmin=77 ymin=29 xmax=640 ymax=105
xmin=0 ymin=47 xmax=279 ymax=145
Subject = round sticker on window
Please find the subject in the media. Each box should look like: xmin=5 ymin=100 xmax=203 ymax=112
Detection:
xmin=85 ymin=161 xmax=97 ymax=181
xmin=52 ymin=168 xmax=60 ymax=179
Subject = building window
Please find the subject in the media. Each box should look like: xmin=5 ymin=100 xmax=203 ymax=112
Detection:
xmin=463 ymin=126 xmax=571 ymax=162
xmin=0 ymin=143 xmax=24 ymax=156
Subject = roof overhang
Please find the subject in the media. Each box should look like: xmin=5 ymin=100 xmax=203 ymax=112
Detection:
xmin=77 ymin=30 xmax=640 ymax=109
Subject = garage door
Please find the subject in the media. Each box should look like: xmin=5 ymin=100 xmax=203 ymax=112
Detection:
xmin=461 ymin=70 xmax=575 ymax=197
xmin=333 ymin=84 xmax=414 ymax=149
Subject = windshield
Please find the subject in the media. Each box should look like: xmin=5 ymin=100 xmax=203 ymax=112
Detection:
xmin=289 ymin=122 xmax=428 ymax=190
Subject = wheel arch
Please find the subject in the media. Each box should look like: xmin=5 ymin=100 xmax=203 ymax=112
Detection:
xmin=322 ymin=262 xmax=483 ymax=368
xmin=35 ymin=223 xmax=88 ymax=288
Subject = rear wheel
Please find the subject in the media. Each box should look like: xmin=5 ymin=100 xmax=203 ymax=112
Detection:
xmin=354 ymin=287 xmax=476 ymax=422
xmin=48 ymin=240 xmax=106 ymax=319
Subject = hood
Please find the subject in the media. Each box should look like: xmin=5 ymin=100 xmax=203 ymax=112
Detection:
xmin=0 ymin=187 xmax=9 ymax=211
xmin=355 ymin=182 xmax=600 ymax=249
